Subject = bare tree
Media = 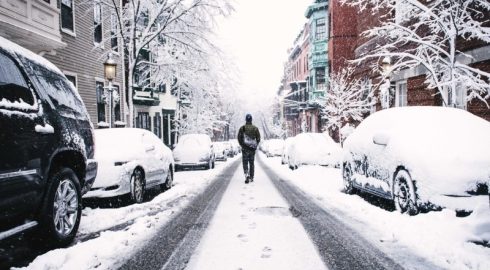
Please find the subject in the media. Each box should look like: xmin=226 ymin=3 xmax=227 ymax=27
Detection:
xmin=100 ymin=0 xmax=233 ymax=126
xmin=321 ymin=68 xmax=375 ymax=143
xmin=343 ymin=0 xmax=490 ymax=106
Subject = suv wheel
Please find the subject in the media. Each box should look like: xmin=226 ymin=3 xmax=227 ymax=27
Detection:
xmin=39 ymin=167 xmax=82 ymax=247
xmin=394 ymin=169 xmax=419 ymax=215
xmin=130 ymin=169 xmax=145 ymax=203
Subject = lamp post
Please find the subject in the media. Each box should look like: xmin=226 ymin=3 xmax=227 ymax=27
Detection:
xmin=104 ymin=53 xmax=117 ymax=128
xmin=380 ymin=56 xmax=392 ymax=109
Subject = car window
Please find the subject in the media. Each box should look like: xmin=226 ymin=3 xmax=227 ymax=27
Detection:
xmin=0 ymin=51 xmax=36 ymax=108
xmin=18 ymin=56 xmax=87 ymax=119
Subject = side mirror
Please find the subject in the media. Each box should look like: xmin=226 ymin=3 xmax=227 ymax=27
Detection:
xmin=373 ymin=132 xmax=390 ymax=146
xmin=146 ymin=145 xmax=155 ymax=152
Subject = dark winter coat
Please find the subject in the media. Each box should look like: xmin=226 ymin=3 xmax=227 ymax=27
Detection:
xmin=238 ymin=123 xmax=261 ymax=152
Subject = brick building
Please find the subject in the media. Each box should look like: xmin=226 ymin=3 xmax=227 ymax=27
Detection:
xmin=330 ymin=0 xmax=490 ymax=122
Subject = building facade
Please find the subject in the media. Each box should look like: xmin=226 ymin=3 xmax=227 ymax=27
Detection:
xmin=342 ymin=1 xmax=490 ymax=122
xmin=0 ymin=0 xmax=127 ymax=127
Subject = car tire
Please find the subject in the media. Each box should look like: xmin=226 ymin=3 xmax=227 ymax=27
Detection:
xmin=161 ymin=166 xmax=173 ymax=191
xmin=393 ymin=169 xmax=419 ymax=215
xmin=38 ymin=167 xmax=82 ymax=247
xmin=212 ymin=159 xmax=216 ymax=169
xmin=130 ymin=169 xmax=145 ymax=203
xmin=342 ymin=163 xmax=356 ymax=194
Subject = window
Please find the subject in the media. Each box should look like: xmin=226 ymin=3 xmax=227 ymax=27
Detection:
xmin=136 ymin=112 xmax=151 ymax=131
xmin=316 ymin=67 xmax=325 ymax=89
xmin=315 ymin=18 xmax=326 ymax=40
xmin=94 ymin=2 xmax=102 ymax=44
xmin=65 ymin=74 xmax=77 ymax=89
xmin=110 ymin=12 xmax=118 ymax=52
xmin=154 ymin=113 xmax=162 ymax=138
xmin=61 ymin=0 xmax=74 ymax=32
xmin=447 ymin=84 xmax=466 ymax=109
xmin=96 ymin=81 xmax=106 ymax=122
xmin=0 ymin=52 xmax=35 ymax=108
xmin=113 ymin=85 xmax=121 ymax=121
xmin=396 ymin=81 xmax=407 ymax=107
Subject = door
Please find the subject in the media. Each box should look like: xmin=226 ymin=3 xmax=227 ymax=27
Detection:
xmin=141 ymin=132 xmax=166 ymax=186
xmin=0 ymin=51 xmax=51 ymax=224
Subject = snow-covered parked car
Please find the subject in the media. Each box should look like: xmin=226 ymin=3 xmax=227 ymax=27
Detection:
xmin=342 ymin=107 xmax=490 ymax=215
xmin=287 ymin=133 xmax=342 ymax=170
xmin=281 ymin=137 xmax=295 ymax=165
xmin=229 ymin=139 xmax=241 ymax=155
xmin=173 ymin=134 xmax=216 ymax=170
xmin=213 ymin=141 xmax=229 ymax=161
xmin=264 ymin=139 xmax=285 ymax=157
xmin=84 ymin=128 xmax=174 ymax=203
xmin=0 ymin=37 xmax=97 ymax=245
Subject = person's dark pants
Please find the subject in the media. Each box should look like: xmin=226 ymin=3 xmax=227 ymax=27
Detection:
xmin=242 ymin=150 xmax=256 ymax=180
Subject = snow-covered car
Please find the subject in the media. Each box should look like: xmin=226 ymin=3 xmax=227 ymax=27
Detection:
xmin=264 ymin=139 xmax=285 ymax=157
xmin=281 ymin=137 xmax=295 ymax=165
xmin=213 ymin=141 xmax=229 ymax=161
xmin=84 ymin=128 xmax=174 ymax=203
xmin=229 ymin=139 xmax=241 ymax=155
xmin=173 ymin=134 xmax=216 ymax=170
xmin=342 ymin=107 xmax=490 ymax=215
xmin=223 ymin=141 xmax=234 ymax=157
xmin=287 ymin=133 xmax=342 ymax=170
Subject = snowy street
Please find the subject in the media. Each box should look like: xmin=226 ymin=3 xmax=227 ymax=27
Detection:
xmin=4 ymin=153 xmax=489 ymax=269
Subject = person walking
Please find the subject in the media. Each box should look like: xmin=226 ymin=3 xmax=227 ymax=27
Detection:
xmin=238 ymin=114 xmax=261 ymax=184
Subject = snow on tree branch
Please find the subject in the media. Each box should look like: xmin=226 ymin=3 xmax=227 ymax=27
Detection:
xmin=342 ymin=0 xmax=490 ymax=107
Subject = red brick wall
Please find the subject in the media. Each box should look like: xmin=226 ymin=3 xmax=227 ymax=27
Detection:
xmin=467 ymin=60 xmax=490 ymax=121
xmin=329 ymin=0 xmax=358 ymax=74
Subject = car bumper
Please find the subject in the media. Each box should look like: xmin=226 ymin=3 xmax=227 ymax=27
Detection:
xmin=83 ymin=166 xmax=131 ymax=198
xmin=82 ymin=159 xmax=98 ymax=195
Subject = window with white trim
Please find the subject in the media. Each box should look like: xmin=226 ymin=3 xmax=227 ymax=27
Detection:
xmin=396 ymin=81 xmax=407 ymax=107
xmin=61 ymin=0 xmax=75 ymax=32
xmin=110 ymin=12 xmax=119 ymax=52
xmin=94 ymin=2 xmax=103 ymax=45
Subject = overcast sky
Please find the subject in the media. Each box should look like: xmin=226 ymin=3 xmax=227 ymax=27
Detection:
xmin=215 ymin=0 xmax=313 ymax=111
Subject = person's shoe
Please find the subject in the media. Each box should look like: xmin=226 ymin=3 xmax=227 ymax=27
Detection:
xmin=250 ymin=178 xmax=254 ymax=182
xmin=245 ymin=176 xmax=250 ymax=184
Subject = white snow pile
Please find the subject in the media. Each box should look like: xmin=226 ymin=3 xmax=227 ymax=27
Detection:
xmin=287 ymin=133 xmax=342 ymax=168
xmin=15 ymin=158 xmax=239 ymax=270
xmin=343 ymin=106 xmax=490 ymax=207
xmin=260 ymin=154 xmax=490 ymax=270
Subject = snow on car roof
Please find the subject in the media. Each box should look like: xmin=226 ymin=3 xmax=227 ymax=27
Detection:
xmin=0 ymin=36 xmax=63 ymax=75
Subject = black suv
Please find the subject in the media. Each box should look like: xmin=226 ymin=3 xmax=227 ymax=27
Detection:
xmin=0 ymin=37 xmax=97 ymax=246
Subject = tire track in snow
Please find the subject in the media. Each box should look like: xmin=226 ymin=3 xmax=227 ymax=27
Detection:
xmin=119 ymin=159 xmax=241 ymax=270
xmin=259 ymin=158 xmax=404 ymax=270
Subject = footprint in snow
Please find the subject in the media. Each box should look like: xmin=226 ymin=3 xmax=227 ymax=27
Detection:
xmin=240 ymin=201 xmax=246 ymax=206
xmin=248 ymin=222 xmax=257 ymax=229
xmin=249 ymin=197 xmax=254 ymax=200
xmin=237 ymin=234 xmax=249 ymax=242
xmin=241 ymin=214 xmax=248 ymax=220
xmin=261 ymin=246 xmax=272 ymax=259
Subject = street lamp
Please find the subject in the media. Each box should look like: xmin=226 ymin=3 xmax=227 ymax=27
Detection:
xmin=104 ymin=53 xmax=117 ymax=128
xmin=380 ymin=56 xmax=392 ymax=109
